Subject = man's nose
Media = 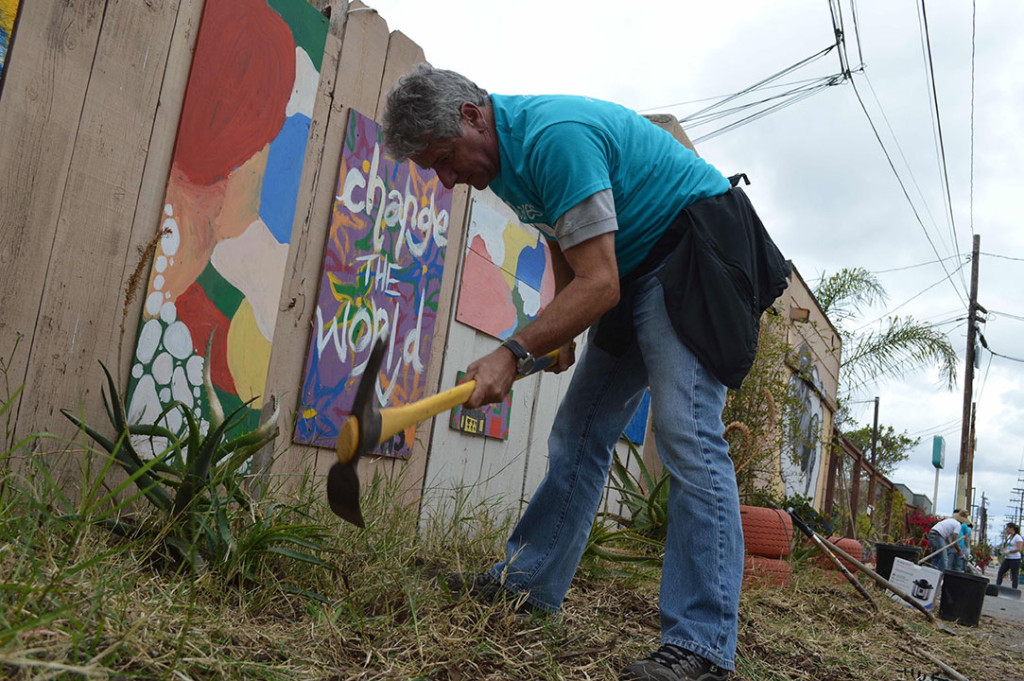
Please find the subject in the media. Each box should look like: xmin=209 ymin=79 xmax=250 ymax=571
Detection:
xmin=437 ymin=167 xmax=456 ymax=189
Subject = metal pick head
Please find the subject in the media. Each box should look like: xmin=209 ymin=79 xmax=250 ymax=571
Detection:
xmin=325 ymin=335 xmax=388 ymax=526
xmin=327 ymin=462 xmax=365 ymax=528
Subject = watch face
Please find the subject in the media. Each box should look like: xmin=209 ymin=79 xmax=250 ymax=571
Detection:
xmin=519 ymin=356 xmax=535 ymax=375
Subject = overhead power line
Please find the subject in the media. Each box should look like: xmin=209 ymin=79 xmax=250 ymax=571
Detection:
xmin=872 ymin=254 xmax=967 ymax=274
xmin=689 ymin=81 xmax=840 ymax=144
xmin=846 ymin=75 xmax=968 ymax=307
xmin=986 ymin=349 xmax=1024 ymax=364
xmin=853 ymin=248 xmax=970 ymax=332
xmin=664 ymin=42 xmax=849 ymax=144
xmin=980 ymin=252 xmax=1024 ymax=262
xmin=849 ymin=0 xmax=866 ymax=66
xmin=978 ymin=333 xmax=1024 ymax=363
xmin=919 ymin=1 xmax=968 ymax=294
xmin=640 ymin=76 xmax=839 ymax=111
xmin=970 ymin=0 xmax=977 ymax=238
xmin=988 ymin=309 xmax=1024 ymax=323
xmin=909 ymin=417 xmax=961 ymax=439
xmin=862 ymin=73 xmax=948 ymax=244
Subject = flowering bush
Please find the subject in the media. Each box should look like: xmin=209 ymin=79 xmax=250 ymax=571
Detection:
xmin=905 ymin=510 xmax=940 ymax=549
xmin=972 ymin=540 xmax=994 ymax=570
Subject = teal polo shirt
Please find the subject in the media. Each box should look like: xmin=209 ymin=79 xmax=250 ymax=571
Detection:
xmin=488 ymin=94 xmax=730 ymax=275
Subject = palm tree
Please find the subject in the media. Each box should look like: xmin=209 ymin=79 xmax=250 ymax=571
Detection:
xmin=813 ymin=267 xmax=958 ymax=394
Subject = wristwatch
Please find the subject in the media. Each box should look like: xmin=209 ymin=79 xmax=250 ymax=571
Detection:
xmin=501 ymin=338 xmax=535 ymax=375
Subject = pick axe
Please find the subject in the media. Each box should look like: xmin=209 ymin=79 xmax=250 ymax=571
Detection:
xmin=327 ymin=334 xmax=564 ymax=527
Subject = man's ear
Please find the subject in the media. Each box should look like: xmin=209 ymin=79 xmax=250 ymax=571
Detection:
xmin=460 ymin=102 xmax=486 ymax=132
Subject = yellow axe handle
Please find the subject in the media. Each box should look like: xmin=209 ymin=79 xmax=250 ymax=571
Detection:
xmin=336 ymin=345 xmax=567 ymax=464
xmin=383 ymin=381 xmax=476 ymax=443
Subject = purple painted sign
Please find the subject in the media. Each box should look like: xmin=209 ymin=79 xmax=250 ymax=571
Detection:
xmin=295 ymin=109 xmax=452 ymax=455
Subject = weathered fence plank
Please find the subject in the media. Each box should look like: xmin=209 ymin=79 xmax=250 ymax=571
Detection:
xmin=256 ymin=10 xmax=344 ymax=478
xmin=0 ymin=0 xmax=106 ymax=421
xmin=267 ymin=0 xmax=390 ymax=484
xmin=115 ymin=0 xmax=205 ymax=389
xmin=16 ymin=0 xmax=182 ymax=445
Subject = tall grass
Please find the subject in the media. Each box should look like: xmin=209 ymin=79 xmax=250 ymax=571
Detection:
xmin=0 ymin=364 xmax=1018 ymax=679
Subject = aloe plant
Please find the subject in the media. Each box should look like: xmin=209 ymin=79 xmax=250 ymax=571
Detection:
xmin=61 ymin=340 xmax=333 ymax=585
xmin=582 ymin=443 xmax=671 ymax=568
xmin=605 ymin=445 xmax=671 ymax=542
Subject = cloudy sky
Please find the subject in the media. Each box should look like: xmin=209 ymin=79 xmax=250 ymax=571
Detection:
xmin=363 ymin=0 xmax=1024 ymax=541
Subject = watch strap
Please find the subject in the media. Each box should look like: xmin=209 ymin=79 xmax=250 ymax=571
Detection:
xmin=501 ymin=338 xmax=535 ymax=374
xmin=501 ymin=338 xmax=529 ymax=361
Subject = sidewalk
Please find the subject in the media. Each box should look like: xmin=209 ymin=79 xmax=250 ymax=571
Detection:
xmin=976 ymin=564 xmax=1024 ymax=655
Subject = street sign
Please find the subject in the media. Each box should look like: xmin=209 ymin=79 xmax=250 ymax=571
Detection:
xmin=932 ymin=435 xmax=945 ymax=469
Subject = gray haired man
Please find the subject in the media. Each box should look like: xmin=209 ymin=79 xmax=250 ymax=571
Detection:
xmin=383 ymin=64 xmax=789 ymax=681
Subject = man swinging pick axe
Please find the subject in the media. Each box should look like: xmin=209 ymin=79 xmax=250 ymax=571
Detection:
xmin=378 ymin=64 xmax=790 ymax=681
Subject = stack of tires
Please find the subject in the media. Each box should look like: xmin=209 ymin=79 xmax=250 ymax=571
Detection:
xmin=740 ymin=505 xmax=793 ymax=588
xmin=813 ymin=536 xmax=863 ymax=582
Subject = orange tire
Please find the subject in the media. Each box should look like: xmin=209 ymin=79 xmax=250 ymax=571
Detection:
xmin=816 ymin=537 xmax=863 ymax=571
xmin=743 ymin=555 xmax=792 ymax=588
xmin=740 ymin=505 xmax=793 ymax=559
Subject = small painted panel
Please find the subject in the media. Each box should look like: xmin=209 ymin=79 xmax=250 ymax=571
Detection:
xmin=449 ymin=372 xmax=511 ymax=440
xmin=622 ymin=388 xmax=650 ymax=445
xmin=294 ymin=109 xmax=453 ymax=456
xmin=125 ymin=0 xmax=328 ymax=448
xmin=455 ymin=200 xmax=556 ymax=340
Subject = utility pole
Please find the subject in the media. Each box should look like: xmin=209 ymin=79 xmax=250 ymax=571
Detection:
xmin=956 ymin=235 xmax=984 ymax=511
xmin=867 ymin=396 xmax=880 ymax=509
xmin=966 ymin=402 xmax=977 ymax=507
xmin=979 ymin=493 xmax=987 ymax=547
xmin=870 ymin=396 xmax=880 ymax=469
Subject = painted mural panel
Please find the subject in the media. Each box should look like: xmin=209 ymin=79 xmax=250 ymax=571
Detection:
xmin=0 ymin=0 xmax=19 ymax=79
xmin=782 ymin=344 xmax=825 ymax=502
xmin=294 ymin=109 xmax=453 ymax=455
xmin=126 ymin=0 xmax=328 ymax=444
xmin=449 ymin=372 xmax=511 ymax=440
xmin=455 ymin=200 xmax=556 ymax=340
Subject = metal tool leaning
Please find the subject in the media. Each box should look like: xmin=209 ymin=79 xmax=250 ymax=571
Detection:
xmin=326 ymin=335 xmax=564 ymax=528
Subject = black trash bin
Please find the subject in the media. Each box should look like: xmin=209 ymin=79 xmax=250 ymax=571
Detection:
xmin=874 ymin=542 xmax=922 ymax=580
xmin=938 ymin=570 xmax=988 ymax=626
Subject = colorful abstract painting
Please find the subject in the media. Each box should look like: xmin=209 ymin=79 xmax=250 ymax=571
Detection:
xmin=455 ymin=200 xmax=556 ymax=340
xmin=294 ymin=109 xmax=453 ymax=456
xmin=449 ymin=372 xmax=511 ymax=440
xmin=621 ymin=388 xmax=650 ymax=445
xmin=125 ymin=0 xmax=328 ymax=445
xmin=0 ymin=0 xmax=20 ymax=79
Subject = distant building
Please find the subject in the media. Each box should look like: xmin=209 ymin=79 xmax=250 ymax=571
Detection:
xmin=894 ymin=484 xmax=915 ymax=503
xmin=892 ymin=484 xmax=932 ymax=514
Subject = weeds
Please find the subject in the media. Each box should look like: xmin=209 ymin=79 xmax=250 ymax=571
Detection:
xmin=0 ymin=353 xmax=1019 ymax=679
xmin=1 ymin=450 xmax=1021 ymax=679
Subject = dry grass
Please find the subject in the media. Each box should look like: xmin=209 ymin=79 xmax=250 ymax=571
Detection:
xmin=1 ymin=461 xmax=1019 ymax=681
xmin=737 ymin=568 xmax=1019 ymax=681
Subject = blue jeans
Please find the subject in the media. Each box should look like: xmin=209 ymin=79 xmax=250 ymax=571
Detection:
xmin=488 ymin=268 xmax=743 ymax=670
xmin=928 ymin=531 xmax=951 ymax=572
xmin=996 ymin=557 xmax=1020 ymax=588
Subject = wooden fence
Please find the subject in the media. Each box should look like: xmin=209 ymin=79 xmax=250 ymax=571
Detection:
xmin=0 ymin=0 xmax=648 ymax=521
xmin=823 ymin=432 xmax=913 ymax=541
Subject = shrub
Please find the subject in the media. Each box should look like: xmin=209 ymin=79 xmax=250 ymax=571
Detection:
xmin=59 ymin=343 xmax=333 ymax=590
